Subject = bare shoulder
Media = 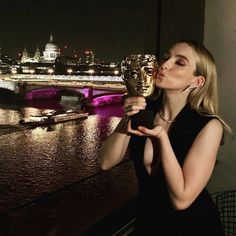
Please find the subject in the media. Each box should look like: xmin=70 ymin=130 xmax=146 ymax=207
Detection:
xmin=189 ymin=118 xmax=224 ymax=164
xmin=200 ymin=118 xmax=223 ymax=139
xmin=205 ymin=118 xmax=223 ymax=131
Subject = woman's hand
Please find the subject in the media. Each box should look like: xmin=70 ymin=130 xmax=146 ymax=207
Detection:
xmin=124 ymin=96 xmax=146 ymax=116
xmin=127 ymin=123 xmax=166 ymax=139
xmin=123 ymin=96 xmax=165 ymax=138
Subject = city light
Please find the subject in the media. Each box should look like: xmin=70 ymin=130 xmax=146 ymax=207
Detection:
xmin=48 ymin=68 xmax=54 ymax=75
xmin=114 ymin=70 xmax=119 ymax=75
xmin=11 ymin=68 xmax=17 ymax=74
xmin=67 ymin=68 xmax=73 ymax=75
xmin=0 ymin=33 xmax=121 ymax=79
xmin=88 ymin=69 xmax=94 ymax=75
xmin=22 ymin=68 xmax=35 ymax=74
xmin=0 ymin=33 xmax=122 ymax=77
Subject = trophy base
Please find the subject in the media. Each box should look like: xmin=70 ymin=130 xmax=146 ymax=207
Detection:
xmin=131 ymin=110 xmax=154 ymax=130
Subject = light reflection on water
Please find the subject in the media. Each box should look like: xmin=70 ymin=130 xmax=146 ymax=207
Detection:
xmin=0 ymin=100 xmax=124 ymax=214
xmin=0 ymin=108 xmax=21 ymax=125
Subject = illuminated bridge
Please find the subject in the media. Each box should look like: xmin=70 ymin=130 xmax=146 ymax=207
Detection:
xmin=0 ymin=74 xmax=127 ymax=106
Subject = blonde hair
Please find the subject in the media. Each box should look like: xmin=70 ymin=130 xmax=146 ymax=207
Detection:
xmin=180 ymin=40 xmax=232 ymax=135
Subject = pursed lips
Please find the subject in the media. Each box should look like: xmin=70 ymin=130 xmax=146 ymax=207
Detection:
xmin=157 ymin=72 xmax=165 ymax=80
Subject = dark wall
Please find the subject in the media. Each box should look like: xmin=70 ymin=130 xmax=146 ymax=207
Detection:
xmin=143 ymin=0 xmax=160 ymax=56
xmin=145 ymin=0 xmax=205 ymax=60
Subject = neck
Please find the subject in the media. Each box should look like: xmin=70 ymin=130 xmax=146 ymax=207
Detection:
xmin=160 ymin=91 xmax=188 ymax=121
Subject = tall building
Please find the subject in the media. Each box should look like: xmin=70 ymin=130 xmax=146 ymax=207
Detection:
xmin=43 ymin=33 xmax=60 ymax=62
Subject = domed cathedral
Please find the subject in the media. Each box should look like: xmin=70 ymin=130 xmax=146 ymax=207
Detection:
xmin=43 ymin=33 xmax=60 ymax=62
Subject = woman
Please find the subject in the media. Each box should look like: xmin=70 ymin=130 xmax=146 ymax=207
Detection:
xmin=100 ymin=40 xmax=231 ymax=235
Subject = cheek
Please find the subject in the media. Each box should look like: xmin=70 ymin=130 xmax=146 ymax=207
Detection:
xmin=156 ymin=70 xmax=192 ymax=88
xmin=170 ymin=69 xmax=187 ymax=78
xmin=170 ymin=69 xmax=194 ymax=83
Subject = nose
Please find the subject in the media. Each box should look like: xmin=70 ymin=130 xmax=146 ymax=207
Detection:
xmin=160 ymin=56 xmax=170 ymax=70
xmin=161 ymin=59 xmax=170 ymax=70
xmin=159 ymin=63 xmax=168 ymax=73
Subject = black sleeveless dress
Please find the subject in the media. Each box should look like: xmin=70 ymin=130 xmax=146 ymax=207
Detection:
xmin=130 ymin=103 xmax=224 ymax=236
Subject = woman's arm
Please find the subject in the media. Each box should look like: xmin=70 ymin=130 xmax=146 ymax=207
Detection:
xmin=136 ymin=118 xmax=223 ymax=210
xmin=100 ymin=96 xmax=147 ymax=170
xmin=100 ymin=116 xmax=131 ymax=170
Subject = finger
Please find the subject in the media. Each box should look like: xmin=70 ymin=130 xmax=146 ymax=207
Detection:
xmin=124 ymin=105 xmax=146 ymax=111
xmin=137 ymin=126 xmax=152 ymax=135
xmin=127 ymin=121 xmax=146 ymax=136
xmin=124 ymin=105 xmax=146 ymax=114
xmin=124 ymin=102 xmax=147 ymax=110
xmin=138 ymin=125 xmax=163 ymax=137
xmin=126 ymin=110 xmax=140 ymax=116
xmin=131 ymin=130 xmax=146 ymax=136
xmin=124 ymin=96 xmax=146 ymax=106
xmin=125 ymin=96 xmax=145 ymax=103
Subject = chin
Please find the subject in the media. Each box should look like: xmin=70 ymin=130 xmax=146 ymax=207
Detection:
xmin=156 ymin=81 xmax=165 ymax=88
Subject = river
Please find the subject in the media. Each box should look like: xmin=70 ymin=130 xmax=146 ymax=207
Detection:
xmin=0 ymin=97 xmax=127 ymax=215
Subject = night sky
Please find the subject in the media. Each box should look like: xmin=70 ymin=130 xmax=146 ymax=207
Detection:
xmin=0 ymin=0 xmax=147 ymax=62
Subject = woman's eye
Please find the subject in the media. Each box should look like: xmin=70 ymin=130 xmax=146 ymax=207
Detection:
xmin=176 ymin=60 xmax=185 ymax=66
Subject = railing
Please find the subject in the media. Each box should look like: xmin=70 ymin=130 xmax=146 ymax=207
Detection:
xmin=1 ymin=73 xmax=124 ymax=83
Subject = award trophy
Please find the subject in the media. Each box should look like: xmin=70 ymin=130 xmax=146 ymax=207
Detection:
xmin=121 ymin=54 xmax=157 ymax=130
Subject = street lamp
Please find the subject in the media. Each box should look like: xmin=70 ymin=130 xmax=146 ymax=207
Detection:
xmin=67 ymin=68 xmax=73 ymax=75
xmin=48 ymin=68 xmax=54 ymax=75
xmin=88 ymin=69 xmax=94 ymax=76
xmin=114 ymin=70 xmax=119 ymax=75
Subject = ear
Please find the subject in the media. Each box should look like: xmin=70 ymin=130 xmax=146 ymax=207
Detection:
xmin=193 ymin=76 xmax=205 ymax=88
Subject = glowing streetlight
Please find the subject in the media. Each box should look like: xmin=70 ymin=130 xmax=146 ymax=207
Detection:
xmin=67 ymin=68 xmax=73 ymax=75
xmin=48 ymin=68 xmax=54 ymax=75
xmin=114 ymin=70 xmax=119 ymax=75
xmin=88 ymin=69 xmax=94 ymax=75
xmin=11 ymin=68 xmax=17 ymax=74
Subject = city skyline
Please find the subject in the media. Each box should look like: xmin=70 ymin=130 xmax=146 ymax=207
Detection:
xmin=0 ymin=0 xmax=148 ymax=62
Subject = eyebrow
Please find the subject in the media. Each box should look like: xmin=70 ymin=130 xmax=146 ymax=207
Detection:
xmin=163 ymin=51 xmax=190 ymax=64
xmin=175 ymin=54 xmax=189 ymax=63
xmin=164 ymin=52 xmax=189 ymax=60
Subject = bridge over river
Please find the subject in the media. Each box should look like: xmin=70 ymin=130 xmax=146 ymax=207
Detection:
xmin=0 ymin=74 xmax=127 ymax=106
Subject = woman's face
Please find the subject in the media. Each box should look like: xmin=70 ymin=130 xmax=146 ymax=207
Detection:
xmin=156 ymin=42 xmax=198 ymax=91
